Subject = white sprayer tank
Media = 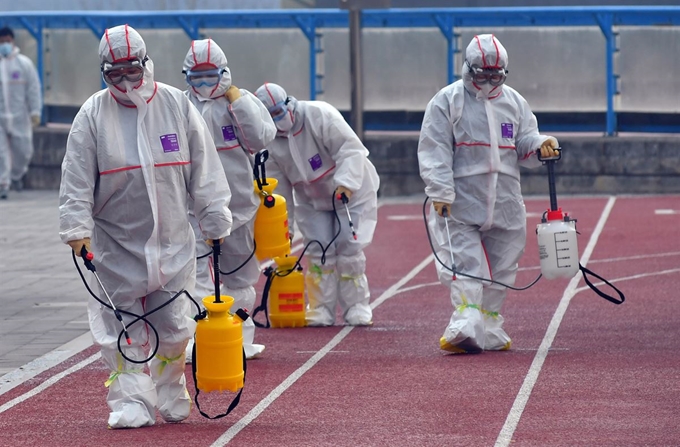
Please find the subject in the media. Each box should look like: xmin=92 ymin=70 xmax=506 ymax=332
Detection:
xmin=536 ymin=210 xmax=579 ymax=279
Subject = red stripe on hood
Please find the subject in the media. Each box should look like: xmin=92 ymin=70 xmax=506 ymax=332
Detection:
xmin=474 ymin=35 xmax=488 ymax=67
xmin=191 ymin=40 xmax=198 ymax=66
xmin=264 ymin=83 xmax=277 ymax=106
xmin=491 ymin=34 xmax=501 ymax=68
xmin=124 ymin=25 xmax=131 ymax=60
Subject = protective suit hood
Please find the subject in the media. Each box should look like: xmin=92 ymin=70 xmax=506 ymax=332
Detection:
xmin=255 ymin=82 xmax=298 ymax=136
xmin=462 ymin=34 xmax=508 ymax=100
xmin=182 ymin=38 xmax=232 ymax=100
xmin=98 ymin=24 xmax=156 ymax=106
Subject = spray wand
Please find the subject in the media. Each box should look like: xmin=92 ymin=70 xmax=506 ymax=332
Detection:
xmin=80 ymin=246 xmax=132 ymax=345
xmin=441 ymin=206 xmax=457 ymax=280
xmin=337 ymin=192 xmax=357 ymax=240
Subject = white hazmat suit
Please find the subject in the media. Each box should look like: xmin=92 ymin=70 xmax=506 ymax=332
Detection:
xmin=418 ymin=34 xmax=558 ymax=354
xmin=0 ymin=41 xmax=41 ymax=197
xmin=255 ymin=83 xmax=380 ymax=326
xmin=59 ymin=25 xmax=232 ymax=428
xmin=183 ymin=38 xmax=276 ymax=360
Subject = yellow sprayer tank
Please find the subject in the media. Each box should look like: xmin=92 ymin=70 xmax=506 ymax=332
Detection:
xmin=195 ymin=295 xmax=245 ymax=393
xmin=253 ymin=178 xmax=291 ymax=261
xmin=269 ymin=256 xmax=307 ymax=328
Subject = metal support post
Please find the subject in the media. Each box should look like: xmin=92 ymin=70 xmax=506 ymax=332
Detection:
xmin=349 ymin=8 xmax=364 ymax=141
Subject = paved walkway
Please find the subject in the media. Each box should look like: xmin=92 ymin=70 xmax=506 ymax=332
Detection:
xmin=0 ymin=190 xmax=89 ymax=375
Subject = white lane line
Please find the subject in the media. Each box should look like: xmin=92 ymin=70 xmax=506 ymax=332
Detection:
xmin=494 ymin=196 xmax=617 ymax=447
xmin=0 ymin=332 xmax=93 ymax=397
xmin=387 ymin=215 xmax=422 ymax=221
xmin=391 ymin=281 xmax=441 ymax=295
xmin=210 ymin=254 xmax=435 ymax=447
xmin=0 ymin=353 xmax=101 ymax=414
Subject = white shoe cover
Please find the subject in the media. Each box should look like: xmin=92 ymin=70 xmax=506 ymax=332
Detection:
xmin=306 ymin=305 xmax=335 ymax=326
xmin=441 ymin=306 xmax=485 ymax=353
xmin=484 ymin=314 xmax=512 ymax=351
xmin=106 ymin=371 xmax=157 ymax=429
xmin=158 ymin=385 xmax=191 ymax=423
xmin=344 ymin=303 xmax=373 ymax=326
xmin=185 ymin=338 xmax=194 ymax=365
xmin=245 ymin=343 xmax=265 ymax=359
xmin=107 ymin=401 xmax=156 ymax=429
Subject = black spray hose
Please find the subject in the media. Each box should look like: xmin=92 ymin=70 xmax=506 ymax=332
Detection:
xmin=422 ymin=197 xmax=542 ymax=291
xmin=269 ymin=190 xmax=344 ymax=278
xmin=251 ymin=191 xmax=345 ymax=327
xmin=72 ymin=249 xmax=202 ymax=364
xmin=219 ymin=240 xmax=257 ymax=276
xmin=197 ymin=237 xmax=256 ymax=276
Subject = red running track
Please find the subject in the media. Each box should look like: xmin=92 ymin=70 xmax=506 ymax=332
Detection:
xmin=0 ymin=195 xmax=678 ymax=447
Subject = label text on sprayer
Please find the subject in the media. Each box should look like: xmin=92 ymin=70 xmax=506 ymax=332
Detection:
xmin=553 ymin=231 xmax=573 ymax=268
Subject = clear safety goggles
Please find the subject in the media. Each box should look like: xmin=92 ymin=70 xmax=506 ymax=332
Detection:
xmin=183 ymin=67 xmax=226 ymax=88
xmin=268 ymin=99 xmax=290 ymax=122
xmin=466 ymin=61 xmax=508 ymax=86
xmin=101 ymin=57 xmax=148 ymax=85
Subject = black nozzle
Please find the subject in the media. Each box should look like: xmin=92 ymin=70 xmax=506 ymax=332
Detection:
xmin=80 ymin=246 xmax=96 ymax=272
xmin=235 ymin=308 xmax=250 ymax=321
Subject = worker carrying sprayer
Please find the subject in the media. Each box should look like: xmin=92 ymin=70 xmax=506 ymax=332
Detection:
xmin=59 ymin=25 xmax=232 ymax=429
xmin=255 ymin=82 xmax=380 ymax=327
xmin=418 ymin=34 xmax=561 ymax=355
xmin=182 ymin=38 xmax=276 ymax=362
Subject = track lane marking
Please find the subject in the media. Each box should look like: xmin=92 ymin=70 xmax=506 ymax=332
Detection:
xmin=494 ymin=196 xmax=617 ymax=447
xmin=210 ymin=254 xmax=435 ymax=447
xmin=0 ymin=353 xmax=101 ymax=414
xmin=0 ymin=332 xmax=94 ymax=398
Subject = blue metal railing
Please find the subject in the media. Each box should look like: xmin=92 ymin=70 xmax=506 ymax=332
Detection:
xmin=3 ymin=6 xmax=680 ymax=135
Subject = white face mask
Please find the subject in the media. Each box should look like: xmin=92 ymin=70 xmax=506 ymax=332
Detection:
xmin=193 ymin=85 xmax=218 ymax=101
xmin=275 ymin=112 xmax=294 ymax=134
xmin=108 ymin=79 xmax=143 ymax=104
xmin=475 ymin=83 xmax=501 ymax=100
xmin=0 ymin=43 xmax=13 ymax=57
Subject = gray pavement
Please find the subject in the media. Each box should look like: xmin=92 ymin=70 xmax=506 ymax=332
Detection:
xmin=0 ymin=190 xmax=89 ymax=375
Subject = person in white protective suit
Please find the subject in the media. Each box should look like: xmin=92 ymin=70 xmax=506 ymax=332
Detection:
xmin=59 ymin=25 xmax=232 ymax=428
xmin=0 ymin=26 xmax=42 ymax=199
xmin=255 ymin=82 xmax=380 ymax=326
xmin=182 ymin=38 xmax=276 ymax=361
xmin=417 ymin=34 xmax=560 ymax=354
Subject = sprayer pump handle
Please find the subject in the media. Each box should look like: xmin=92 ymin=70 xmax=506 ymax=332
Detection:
xmin=536 ymin=147 xmax=562 ymax=163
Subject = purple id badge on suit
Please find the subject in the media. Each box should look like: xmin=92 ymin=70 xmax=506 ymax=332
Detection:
xmin=308 ymin=154 xmax=323 ymax=171
xmin=160 ymin=134 xmax=180 ymax=152
xmin=501 ymin=123 xmax=513 ymax=139
xmin=222 ymin=125 xmax=237 ymax=142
